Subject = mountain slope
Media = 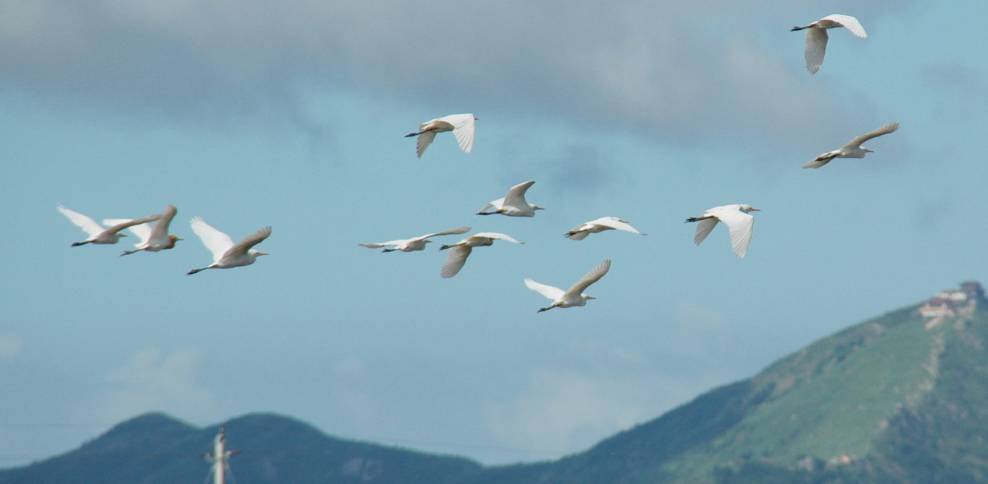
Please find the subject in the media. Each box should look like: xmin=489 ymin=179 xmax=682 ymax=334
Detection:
xmin=0 ymin=413 xmax=482 ymax=484
xmin=3 ymin=283 xmax=987 ymax=483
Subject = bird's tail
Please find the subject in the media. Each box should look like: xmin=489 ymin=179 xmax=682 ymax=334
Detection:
xmin=71 ymin=241 xmax=90 ymax=247
xmin=187 ymin=267 xmax=207 ymax=276
xmin=404 ymin=131 xmax=420 ymax=138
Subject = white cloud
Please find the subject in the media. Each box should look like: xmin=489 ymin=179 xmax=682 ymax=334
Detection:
xmin=0 ymin=333 xmax=23 ymax=360
xmin=0 ymin=1 xmax=911 ymax=148
xmin=89 ymin=348 xmax=221 ymax=423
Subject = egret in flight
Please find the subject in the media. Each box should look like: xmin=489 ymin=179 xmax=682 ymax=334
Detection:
xmin=439 ymin=232 xmax=522 ymax=278
xmin=187 ymin=217 xmax=271 ymax=275
xmin=803 ymin=123 xmax=899 ymax=169
xmin=791 ymin=14 xmax=867 ymax=74
xmin=685 ymin=204 xmax=760 ymax=258
xmin=477 ymin=180 xmax=544 ymax=217
xmin=57 ymin=205 xmax=159 ymax=247
xmin=405 ymin=113 xmax=476 ymax=158
xmin=566 ymin=217 xmax=645 ymax=240
xmin=525 ymin=259 xmax=611 ymax=313
xmin=105 ymin=204 xmax=182 ymax=256
xmin=360 ymin=226 xmax=471 ymax=253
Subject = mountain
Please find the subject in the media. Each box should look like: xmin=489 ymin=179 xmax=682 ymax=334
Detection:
xmin=3 ymin=282 xmax=987 ymax=483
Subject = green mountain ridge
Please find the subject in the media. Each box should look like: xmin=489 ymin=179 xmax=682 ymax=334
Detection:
xmin=3 ymin=282 xmax=987 ymax=483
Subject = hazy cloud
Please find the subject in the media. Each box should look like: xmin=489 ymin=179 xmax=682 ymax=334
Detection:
xmin=0 ymin=1 xmax=910 ymax=147
xmin=0 ymin=334 xmax=23 ymax=360
xmin=90 ymin=348 xmax=221 ymax=423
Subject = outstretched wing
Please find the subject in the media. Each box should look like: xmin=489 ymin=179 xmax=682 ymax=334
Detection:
xmin=472 ymin=232 xmax=522 ymax=244
xmin=190 ymin=217 xmax=236 ymax=262
xmin=844 ymin=122 xmax=899 ymax=149
xmin=359 ymin=240 xmax=403 ymax=250
xmin=804 ymin=27 xmax=828 ymax=74
xmin=593 ymin=217 xmax=643 ymax=235
xmin=441 ymin=246 xmax=472 ymax=278
xmin=503 ymin=180 xmax=535 ymax=207
xmin=227 ymin=226 xmax=272 ymax=257
xmin=822 ymin=14 xmax=867 ymax=38
xmin=710 ymin=208 xmax=754 ymax=258
xmin=104 ymin=218 xmax=152 ymax=245
xmin=103 ymin=215 xmax=160 ymax=235
xmin=693 ymin=218 xmax=719 ymax=245
xmin=524 ymin=278 xmax=564 ymax=301
xmin=57 ymin=205 xmax=105 ymax=237
xmin=416 ymin=131 xmax=437 ymax=158
xmin=148 ymin=205 xmax=178 ymax=244
xmin=440 ymin=114 xmax=475 ymax=153
xmin=565 ymin=259 xmax=612 ymax=297
xmin=415 ymin=226 xmax=472 ymax=242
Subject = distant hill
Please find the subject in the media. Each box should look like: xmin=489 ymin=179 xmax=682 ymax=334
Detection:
xmin=4 ymin=282 xmax=987 ymax=483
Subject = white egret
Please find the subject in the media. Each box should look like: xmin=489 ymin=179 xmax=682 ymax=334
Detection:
xmin=803 ymin=123 xmax=899 ymax=169
xmin=685 ymin=204 xmax=760 ymax=258
xmin=187 ymin=217 xmax=271 ymax=275
xmin=791 ymin=14 xmax=867 ymax=74
xmin=57 ymin=205 xmax=159 ymax=247
xmin=566 ymin=217 xmax=645 ymax=240
xmin=360 ymin=226 xmax=471 ymax=253
xmin=439 ymin=232 xmax=522 ymax=278
xmin=104 ymin=205 xmax=182 ymax=256
xmin=525 ymin=259 xmax=611 ymax=313
xmin=477 ymin=180 xmax=544 ymax=217
xmin=405 ymin=113 xmax=476 ymax=158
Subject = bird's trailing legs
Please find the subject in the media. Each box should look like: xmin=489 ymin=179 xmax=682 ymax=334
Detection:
xmin=120 ymin=249 xmax=142 ymax=257
xmin=187 ymin=267 xmax=209 ymax=276
xmin=684 ymin=216 xmax=713 ymax=223
xmin=71 ymin=241 xmax=90 ymax=247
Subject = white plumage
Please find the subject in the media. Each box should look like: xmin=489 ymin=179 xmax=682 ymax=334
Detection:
xmin=686 ymin=204 xmax=760 ymax=258
xmin=360 ymin=226 xmax=471 ymax=253
xmin=187 ymin=217 xmax=271 ymax=275
xmin=439 ymin=232 xmax=522 ymax=279
xmin=803 ymin=123 xmax=899 ymax=169
xmin=405 ymin=113 xmax=476 ymax=158
xmin=792 ymin=14 xmax=867 ymax=74
xmin=525 ymin=259 xmax=611 ymax=313
xmin=565 ymin=217 xmax=645 ymax=240
xmin=104 ymin=205 xmax=182 ymax=256
xmin=57 ymin=205 xmax=159 ymax=247
xmin=477 ymin=180 xmax=544 ymax=217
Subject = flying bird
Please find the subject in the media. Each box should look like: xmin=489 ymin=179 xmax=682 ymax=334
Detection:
xmin=566 ymin=217 xmax=645 ymax=240
xmin=439 ymin=232 xmax=522 ymax=278
xmin=360 ymin=226 xmax=471 ymax=253
xmin=525 ymin=259 xmax=611 ymax=313
xmin=803 ymin=123 xmax=899 ymax=169
xmin=187 ymin=217 xmax=271 ymax=275
xmin=685 ymin=204 xmax=760 ymax=258
xmin=104 ymin=205 xmax=182 ymax=256
xmin=477 ymin=180 xmax=544 ymax=217
xmin=791 ymin=14 xmax=867 ymax=74
xmin=57 ymin=205 xmax=159 ymax=247
xmin=405 ymin=113 xmax=476 ymax=158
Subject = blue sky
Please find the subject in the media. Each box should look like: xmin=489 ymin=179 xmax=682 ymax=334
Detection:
xmin=1 ymin=0 xmax=986 ymax=466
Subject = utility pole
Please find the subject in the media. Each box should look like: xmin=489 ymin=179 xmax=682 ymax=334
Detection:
xmin=203 ymin=426 xmax=237 ymax=484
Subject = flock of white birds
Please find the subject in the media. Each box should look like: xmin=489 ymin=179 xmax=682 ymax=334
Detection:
xmin=58 ymin=13 xmax=899 ymax=313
